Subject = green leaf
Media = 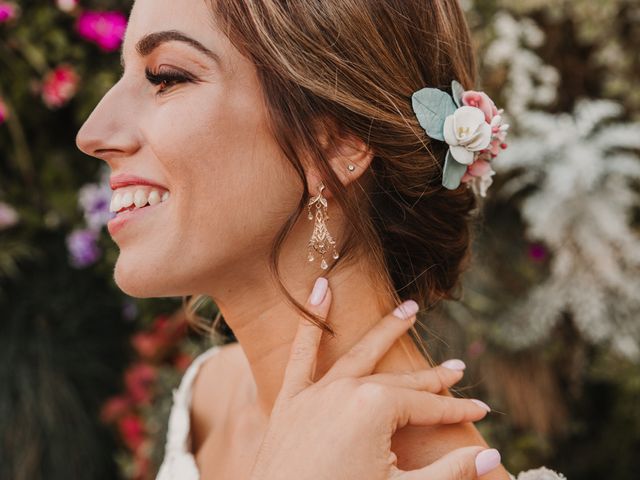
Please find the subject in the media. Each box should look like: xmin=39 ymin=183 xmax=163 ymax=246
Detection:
xmin=451 ymin=80 xmax=465 ymax=108
xmin=411 ymin=87 xmax=457 ymax=141
xmin=442 ymin=149 xmax=468 ymax=190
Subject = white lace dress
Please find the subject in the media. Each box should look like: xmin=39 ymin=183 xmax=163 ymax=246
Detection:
xmin=155 ymin=345 xmax=567 ymax=480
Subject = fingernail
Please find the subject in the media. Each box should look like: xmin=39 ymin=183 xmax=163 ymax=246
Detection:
xmin=441 ymin=359 xmax=466 ymax=370
xmin=475 ymin=448 xmax=501 ymax=476
xmin=309 ymin=277 xmax=328 ymax=306
xmin=392 ymin=300 xmax=419 ymax=320
xmin=471 ymin=399 xmax=491 ymax=412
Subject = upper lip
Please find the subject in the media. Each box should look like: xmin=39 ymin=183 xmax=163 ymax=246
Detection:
xmin=110 ymin=174 xmax=169 ymax=191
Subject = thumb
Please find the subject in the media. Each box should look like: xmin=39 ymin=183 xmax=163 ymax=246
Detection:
xmin=393 ymin=446 xmax=502 ymax=480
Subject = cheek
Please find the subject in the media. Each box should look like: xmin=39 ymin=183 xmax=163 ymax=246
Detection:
xmin=140 ymin=87 xmax=301 ymax=262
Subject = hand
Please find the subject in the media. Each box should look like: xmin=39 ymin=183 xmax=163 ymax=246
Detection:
xmin=249 ymin=277 xmax=501 ymax=480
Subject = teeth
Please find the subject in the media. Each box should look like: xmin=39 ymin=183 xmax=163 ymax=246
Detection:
xmin=110 ymin=187 xmax=169 ymax=213
xmin=110 ymin=192 xmax=122 ymax=213
xmin=148 ymin=190 xmax=161 ymax=206
xmin=121 ymin=192 xmax=134 ymax=209
xmin=134 ymin=189 xmax=147 ymax=208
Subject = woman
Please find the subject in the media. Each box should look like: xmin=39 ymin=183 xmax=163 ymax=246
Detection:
xmin=76 ymin=0 xmax=566 ymax=478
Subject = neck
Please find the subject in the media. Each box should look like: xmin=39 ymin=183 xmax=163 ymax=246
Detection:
xmin=207 ymin=249 xmax=430 ymax=418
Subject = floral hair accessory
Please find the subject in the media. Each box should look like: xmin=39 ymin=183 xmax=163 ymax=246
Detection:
xmin=411 ymin=80 xmax=509 ymax=197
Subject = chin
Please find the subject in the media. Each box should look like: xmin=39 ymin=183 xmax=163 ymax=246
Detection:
xmin=112 ymin=254 xmax=170 ymax=298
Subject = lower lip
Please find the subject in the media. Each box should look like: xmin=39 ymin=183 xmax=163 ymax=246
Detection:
xmin=107 ymin=200 xmax=167 ymax=237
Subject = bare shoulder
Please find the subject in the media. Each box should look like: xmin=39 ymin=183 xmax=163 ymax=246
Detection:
xmin=190 ymin=342 xmax=251 ymax=450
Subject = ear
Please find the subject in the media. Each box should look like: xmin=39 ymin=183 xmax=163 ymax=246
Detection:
xmin=306 ymin=120 xmax=374 ymax=198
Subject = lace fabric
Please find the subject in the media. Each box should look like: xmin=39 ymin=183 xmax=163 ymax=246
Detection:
xmin=155 ymin=345 xmax=567 ymax=480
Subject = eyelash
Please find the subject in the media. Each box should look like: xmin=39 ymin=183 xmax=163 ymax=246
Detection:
xmin=144 ymin=67 xmax=194 ymax=95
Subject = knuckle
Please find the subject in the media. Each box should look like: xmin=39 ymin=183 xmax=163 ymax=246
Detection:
xmin=354 ymin=382 xmax=387 ymax=407
xmin=448 ymin=459 xmax=473 ymax=480
xmin=289 ymin=343 xmax=311 ymax=361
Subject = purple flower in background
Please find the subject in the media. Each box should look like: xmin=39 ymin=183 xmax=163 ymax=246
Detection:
xmin=0 ymin=2 xmax=18 ymax=23
xmin=0 ymin=201 xmax=18 ymax=230
xmin=528 ymin=242 xmax=549 ymax=262
xmin=79 ymin=181 xmax=115 ymax=230
xmin=76 ymin=11 xmax=127 ymax=52
xmin=66 ymin=228 xmax=101 ymax=268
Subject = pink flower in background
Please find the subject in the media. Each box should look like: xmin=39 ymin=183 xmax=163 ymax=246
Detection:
xmin=76 ymin=11 xmax=127 ymax=52
xmin=0 ymin=97 xmax=8 ymax=125
xmin=56 ymin=0 xmax=78 ymax=13
xmin=118 ymin=414 xmax=145 ymax=452
xmin=100 ymin=395 xmax=131 ymax=423
xmin=41 ymin=64 xmax=80 ymax=109
xmin=124 ymin=363 xmax=157 ymax=405
xmin=0 ymin=2 xmax=18 ymax=23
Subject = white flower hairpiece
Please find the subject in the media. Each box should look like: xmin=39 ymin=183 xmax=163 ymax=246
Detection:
xmin=411 ymin=80 xmax=509 ymax=197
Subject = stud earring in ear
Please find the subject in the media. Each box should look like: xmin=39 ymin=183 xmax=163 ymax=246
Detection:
xmin=307 ymin=182 xmax=339 ymax=270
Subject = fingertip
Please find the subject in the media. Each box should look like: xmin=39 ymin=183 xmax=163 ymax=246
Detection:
xmin=475 ymin=448 xmax=501 ymax=476
xmin=308 ymin=276 xmax=329 ymax=306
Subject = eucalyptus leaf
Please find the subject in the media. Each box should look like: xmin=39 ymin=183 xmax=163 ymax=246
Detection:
xmin=411 ymin=87 xmax=457 ymax=142
xmin=442 ymin=149 xmax=468 ymax=190
xmin=451 ymin=80 xmax=465 ymax=108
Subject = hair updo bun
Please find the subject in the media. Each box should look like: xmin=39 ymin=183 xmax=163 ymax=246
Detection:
xmin=188 ymin=0 xmax=480 ymax=340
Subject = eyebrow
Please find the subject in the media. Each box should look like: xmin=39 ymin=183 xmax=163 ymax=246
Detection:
xmin=120 ymin=30 xmax=222 ymax=69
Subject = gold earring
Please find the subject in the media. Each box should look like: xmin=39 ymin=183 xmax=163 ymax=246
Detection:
xmin=307 ymin=182 xmax=339 ymax=270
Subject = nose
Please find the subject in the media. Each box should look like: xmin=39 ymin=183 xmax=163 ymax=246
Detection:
xmin=76 ymin=78 xmax=141 ymax=163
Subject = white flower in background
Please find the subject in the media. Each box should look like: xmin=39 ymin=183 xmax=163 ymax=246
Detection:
xmin=443 ymin=106 xmax=492 ymax=165
xmin=0 ymin=202 xmax=18 ymax=230
xmin=56 ymin=0 xmax=78 ymax=12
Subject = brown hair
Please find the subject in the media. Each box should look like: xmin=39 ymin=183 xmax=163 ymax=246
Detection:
xmin=185 ymin=0 xmax=479 ymax=358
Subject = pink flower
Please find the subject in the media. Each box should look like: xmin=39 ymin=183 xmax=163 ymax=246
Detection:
xmin=461 ymin=90 xmax=499 ymax=123
xmin=41 ymin=64 xmax=80 ymax=109
xmin=0 ymin=97 xmax=8 ymax=125
xmin=118 ymin=414 xmax=145 ymax=452
xmin=0 ymin=2 xmax=18 ymax=23
xmin=124 ymin=363 xmax=157 ymax=405
xmin=100 ymin=395 xmax=131 ymax=423
xmin=76 ymin=11 xmax=127 ymax=52
xmin=0 ymin=202 xmax=18 ymax=230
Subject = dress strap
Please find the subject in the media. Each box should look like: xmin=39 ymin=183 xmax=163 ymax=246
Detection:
xmin=165 ymin=345 xmax=223 ymax=453
xmin=155 ymin=345 xmax=223 ymax=480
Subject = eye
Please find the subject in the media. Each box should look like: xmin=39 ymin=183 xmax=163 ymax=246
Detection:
xmin=144 ymin=67 xmax=195 ymax=95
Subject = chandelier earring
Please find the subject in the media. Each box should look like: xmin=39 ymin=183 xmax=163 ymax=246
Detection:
xmin=307 ymin=182 xmax=339 ymax=270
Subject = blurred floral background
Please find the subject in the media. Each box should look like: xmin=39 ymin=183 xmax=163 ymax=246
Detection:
xmin=1 ymin=0 xmax=638 ymax=479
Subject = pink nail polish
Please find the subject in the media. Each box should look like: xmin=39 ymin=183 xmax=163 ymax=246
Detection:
xmin=309 ymin=277 xmax=328 ymax=306
xmin=475 ymin=448 xmax=501 ymax=476
xmin=392 ymin=300 xmax=419 ymax=320
xmin=441 ymin=359 xmax=466 ymax=370
xmin=471 ymin=399 xmax=491 ymax=412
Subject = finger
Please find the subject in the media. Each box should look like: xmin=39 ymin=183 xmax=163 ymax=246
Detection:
xmin=280 ymin=276 xmax=332 ymax=396
xmin=385 ymin=385 xmax=491 ymax=429
xmin=363 ymin=361 xmax=466 ymax=393
xmin=321 ymin=299 xmax=420 ymax=383
xmin=391 ymin=446 xmax=502 ymax=480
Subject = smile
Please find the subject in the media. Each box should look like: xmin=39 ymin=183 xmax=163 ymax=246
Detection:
xmin=110 ymin=186 xmax=170 ymax=213
xmin=107 ymin=186 xmax=170 ymax=237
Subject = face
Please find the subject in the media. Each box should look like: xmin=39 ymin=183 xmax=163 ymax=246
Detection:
xmin=76 ymin=0 xmax=300 ymax=297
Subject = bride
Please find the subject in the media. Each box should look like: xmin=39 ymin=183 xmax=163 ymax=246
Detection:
xmin=76 ymin=0 xmax=566 ymax=478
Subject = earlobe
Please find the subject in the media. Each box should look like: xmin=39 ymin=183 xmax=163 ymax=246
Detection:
xmin=306 ymin=119 xmax=374 ymax=197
